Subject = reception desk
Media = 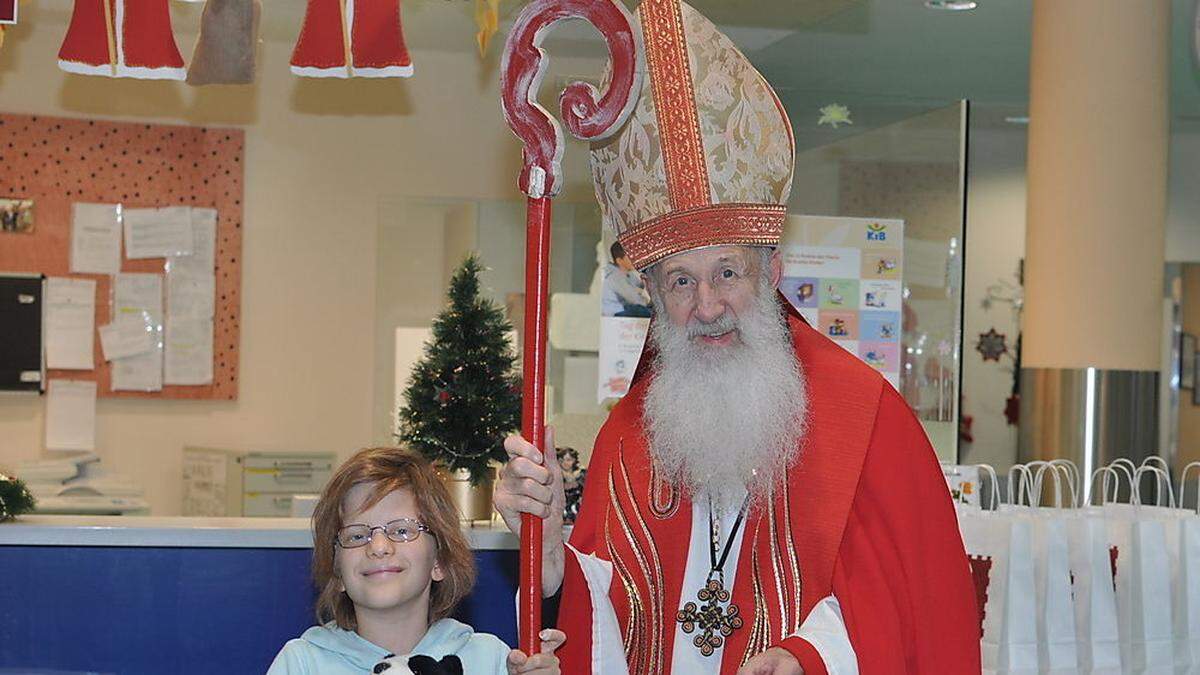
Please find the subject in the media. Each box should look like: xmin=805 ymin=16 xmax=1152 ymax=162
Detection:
xmin=0 ymin=516 xmax=521 ymax=675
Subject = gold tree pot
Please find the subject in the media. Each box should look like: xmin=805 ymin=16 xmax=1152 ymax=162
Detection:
xmin=435 ymin=463 xmax=495 ymax=524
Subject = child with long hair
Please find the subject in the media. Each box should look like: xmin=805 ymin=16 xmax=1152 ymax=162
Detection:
xmin=268 ymin=447 xmax=563 ymax=674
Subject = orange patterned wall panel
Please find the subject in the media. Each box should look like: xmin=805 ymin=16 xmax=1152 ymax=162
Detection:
xmin=0 ymin=113 xmax=243 ymax=399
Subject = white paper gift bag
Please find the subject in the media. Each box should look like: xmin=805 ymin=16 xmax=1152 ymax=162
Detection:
xmin=1028 ymin=463 xmax=1080 ymax=674
xmin=1131 ymin=462 xmax=1199 ymax=674
xmin=1104 ymin=461 xmax=1175 ymax=675
xmin=1068 ymin=512 xmax=1124 ymax=674
xmin=1070 ymin=467 xmax=1124 ymax=674
xmin=960 ymin=465 xmax=1039 ymax=675
xmin=1176 ymin=462 xmax=1200 ymax=673
xmin=963 ymin=509 xmax=1039 ymax=674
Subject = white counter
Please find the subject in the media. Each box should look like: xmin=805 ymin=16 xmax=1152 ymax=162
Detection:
xmin=0 ymin=515 xmax=521 ymax=549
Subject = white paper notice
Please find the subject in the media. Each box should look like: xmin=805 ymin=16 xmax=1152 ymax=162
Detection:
xmin=111 ymin=351 xmax=163 ymax=392
xmin=164 ymin=207 xmax=216 ymax=385
xmin=182 ymin=449 xmax=229 ymax=516
xmin=123 ymin=206 xmax=194 ymax=259
xmin=69 ymin=203 xmax=121 ymax=275
xmin=45 ymin=380 xmax=97 ymax=452
xmin=45 ymin=277 xmax=96 ymax=370
xmin=114 ymin=273 xmax=163 ymax=321
xmin=112 ymin=274 xmax=163 ymax=392
xmin=597 ymin=317 xmax=650 ymax=402
xmin=183 ymin=208 xmax=217 ymax=271
xmin=165 ymin=317 xmax=214 ymax=385
xmin=99 ymin=314 xmax=155 ymax=361
xmin=782 ymin=246 xmax=863 ymax=279
xmin=167 ymin=273 xmax=216 ymax=320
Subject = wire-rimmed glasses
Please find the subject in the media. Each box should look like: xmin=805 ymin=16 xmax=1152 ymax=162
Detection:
xmin=335 ymin=517 xmax=432 ymax=548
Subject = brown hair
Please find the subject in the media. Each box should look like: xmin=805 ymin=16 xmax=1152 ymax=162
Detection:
xmin=311 ymin=447 xmax=476 ymax=630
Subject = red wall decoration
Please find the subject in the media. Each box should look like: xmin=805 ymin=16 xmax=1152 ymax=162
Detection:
xmin=0 ymin=112 xmax=243 ymax=399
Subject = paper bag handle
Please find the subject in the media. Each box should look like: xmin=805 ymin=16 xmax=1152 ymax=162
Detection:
xmin=976 ymin=463 xmax=1000 ymax=510
xmin=1180 ymin=461 xmax=1200 ymax=514
xmin=1135 ymin=465 xmax=1177 ymax=509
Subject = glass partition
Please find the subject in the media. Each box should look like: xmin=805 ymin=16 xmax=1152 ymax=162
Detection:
xmin=374 ymin=104 xmax=969 ymax=463
xmin=786 ymin=101 xmax=969 ymax=461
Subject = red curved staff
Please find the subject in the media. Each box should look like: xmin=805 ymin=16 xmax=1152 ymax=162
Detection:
xmin=500 ymin=0 xmax=642 ymax=656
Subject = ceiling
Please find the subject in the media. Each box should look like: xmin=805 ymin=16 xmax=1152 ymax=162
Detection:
xmin=20 ymin=0 xmax=1200 ymax=141
xmin=396 ymin=0 xmax=1200 ymax=143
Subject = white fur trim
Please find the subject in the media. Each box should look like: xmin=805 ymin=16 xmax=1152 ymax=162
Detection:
xmin=58 ymin=60 xmax=118 ymax=77
xmin=58 ymin=60 xmax=184 ymax=80
xmin=116 ymin=65 xmax=185 ymax=80
xmin=793 ymin=594 xmax=858 ymax=674
xmin=351 ymin=65 xmax=413 ymax=78
xmin=567 ymin=543 xmax=629 ymax=675
xmin=290 ymin=65 xmax=352 ymax=78
xmin=289 ymin=64 xmax=413 ymax=79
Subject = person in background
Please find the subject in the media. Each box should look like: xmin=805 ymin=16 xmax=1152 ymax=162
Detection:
xmin=603 ymin=241 xmax=653 ymax=318
xmin=492 ymin=0 xmax=979 ymax=672
xmin=268 ymin=447 xmax=564 ymax=675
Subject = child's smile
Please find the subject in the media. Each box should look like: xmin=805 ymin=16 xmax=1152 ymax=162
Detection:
xmin=335 ymin=485 xmax=444 ymax=614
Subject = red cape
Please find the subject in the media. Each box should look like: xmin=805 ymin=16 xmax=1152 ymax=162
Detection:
xmin=557 ymin=300 xmax=981 ymax=674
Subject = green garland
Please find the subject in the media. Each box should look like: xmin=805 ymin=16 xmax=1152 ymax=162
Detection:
xmin=397 ymin=255 xmax=522 ymax=484
xmin=0 ymin=474 xmax=36 ymax=521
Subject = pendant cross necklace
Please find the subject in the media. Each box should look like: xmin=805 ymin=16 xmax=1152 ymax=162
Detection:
xmin=676 ymin=493 xmax=750 ymax=657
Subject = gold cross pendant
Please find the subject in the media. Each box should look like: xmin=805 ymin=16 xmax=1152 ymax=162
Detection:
xmin=676 ymin=578 xmax=744 ymax=657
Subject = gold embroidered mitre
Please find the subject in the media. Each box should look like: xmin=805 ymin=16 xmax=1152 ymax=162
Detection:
xmin=590 ymin=0 xmax=795 ymax=270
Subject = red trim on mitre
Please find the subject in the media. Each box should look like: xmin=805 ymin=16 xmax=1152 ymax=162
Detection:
xmin=638 ymin=0 xmax=711 ymax=212
xmin=619 ymin=202 xmax=787 ymax=269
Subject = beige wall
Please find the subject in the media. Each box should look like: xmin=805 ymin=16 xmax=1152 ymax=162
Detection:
xmin=0 ymin=2 xmax=601 ymax=514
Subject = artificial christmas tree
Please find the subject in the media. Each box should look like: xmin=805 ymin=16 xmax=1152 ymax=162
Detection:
xmin=398 ymin=255 xmax=521 ymax=519
xmin=0 ymin=474 xmax=35 ymax=521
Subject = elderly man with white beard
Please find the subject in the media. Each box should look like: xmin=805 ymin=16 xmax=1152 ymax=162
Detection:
xmin=494 ymin=1 xmax=980 ymax=673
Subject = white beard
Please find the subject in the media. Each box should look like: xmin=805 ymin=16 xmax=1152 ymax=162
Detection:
xmin=643 ymin=271 xmax=807 ymax=512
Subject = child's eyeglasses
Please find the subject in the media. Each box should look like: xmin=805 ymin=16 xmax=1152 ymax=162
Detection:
xmin=335 ymin=518 xmax=432 ymax=548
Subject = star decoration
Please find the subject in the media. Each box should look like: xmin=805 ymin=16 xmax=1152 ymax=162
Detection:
xmin=817 ymin=103 xmax=853 ymax=129
xmin=976 ymin=328 xmax=1008 ymax=362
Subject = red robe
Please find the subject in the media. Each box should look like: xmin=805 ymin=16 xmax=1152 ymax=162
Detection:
xmin=557 ymin=301 xmax=981 ymax=674
xmin=57 ymin=0 xmax=185 ymax=80
xmin=290 ymin=0 xmax=413 ymax=78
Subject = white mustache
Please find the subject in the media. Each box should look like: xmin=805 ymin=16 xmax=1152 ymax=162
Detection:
xmin=645 ymin=269 xmax=807 ymax=511
xmin=686 ymin=313 xmax=737 ymax=338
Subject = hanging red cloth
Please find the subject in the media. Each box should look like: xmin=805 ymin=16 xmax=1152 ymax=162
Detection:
xmin=290 ymin=0 xmax=413 ymax=78
xmin=58 ymin=0 xmax=185 ymax=79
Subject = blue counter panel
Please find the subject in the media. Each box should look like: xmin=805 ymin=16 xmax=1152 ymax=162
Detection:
xmin=0 ymin=547 xmax=519 ymax=675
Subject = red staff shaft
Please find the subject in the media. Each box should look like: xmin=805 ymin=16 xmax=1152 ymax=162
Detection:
xmin=519 ymin=195 xmax=551 ymax=655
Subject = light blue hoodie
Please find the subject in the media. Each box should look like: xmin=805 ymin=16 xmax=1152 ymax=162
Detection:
xmin=267 ymin=618 xmax=510 ymax=674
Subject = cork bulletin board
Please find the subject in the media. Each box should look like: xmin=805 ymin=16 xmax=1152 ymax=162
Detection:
xmin=0 ymin=113 xmax=243 ymax=399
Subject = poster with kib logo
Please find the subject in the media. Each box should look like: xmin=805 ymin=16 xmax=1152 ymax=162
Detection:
xmin=779 ymin=215 xmax=904 ymax=390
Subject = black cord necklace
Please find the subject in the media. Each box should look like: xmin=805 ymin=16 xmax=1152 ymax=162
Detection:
xmin=676 ymin=493 xmax=750 ymax=657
